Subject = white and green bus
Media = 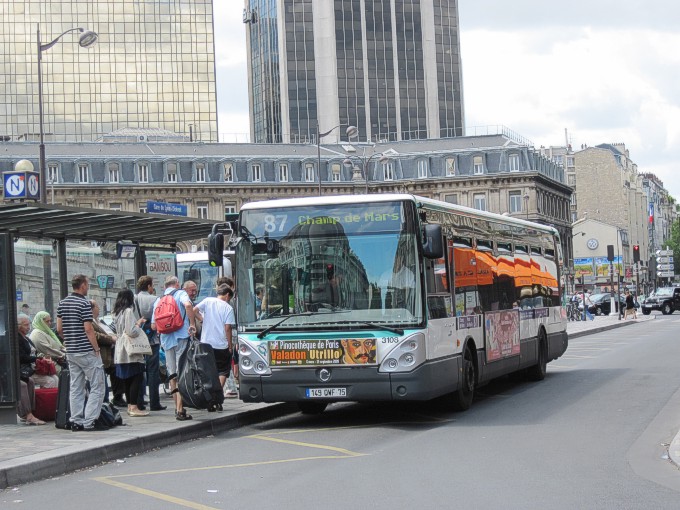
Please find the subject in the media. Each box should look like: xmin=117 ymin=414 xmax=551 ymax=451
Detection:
xmin=234 ymin=194 xmax=567 ymax=414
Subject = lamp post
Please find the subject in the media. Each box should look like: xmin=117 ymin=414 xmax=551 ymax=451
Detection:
xmin=37 ymin=24 xmax=98 ymax=204
xmin=343 ymin=148 xmax=389 ymax=194
xmin=316 ymin=123 xmax=358 ymax=196
xmin=523 ymin=192 xmax=530 ymax=220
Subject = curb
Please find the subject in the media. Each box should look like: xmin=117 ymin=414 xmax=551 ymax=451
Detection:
xmin=0 ymin=402 xmax=297 ymax=489
xmin=568 ymin=315 xmax=654 ymax=339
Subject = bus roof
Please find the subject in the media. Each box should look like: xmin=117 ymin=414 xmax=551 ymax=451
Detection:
xmin=239 ymin=194 xmax=559 ymax=237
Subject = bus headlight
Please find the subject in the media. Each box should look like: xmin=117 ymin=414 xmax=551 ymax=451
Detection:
xmin=238 ymin=338 xmax=271 ymax=375
xmin=379 ymin=333 xmax=425 ymax=373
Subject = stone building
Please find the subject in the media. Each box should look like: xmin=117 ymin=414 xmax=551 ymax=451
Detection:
xmin=0 ymin=129 xmax=571 ymax=256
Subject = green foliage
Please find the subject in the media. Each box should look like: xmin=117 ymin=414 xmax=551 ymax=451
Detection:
xmin=668 ymin=220 xmax=680 ymax=264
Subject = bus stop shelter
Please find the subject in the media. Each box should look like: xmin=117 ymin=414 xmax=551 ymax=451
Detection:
xmin=0 ymin=202 xmax=216 ymax=423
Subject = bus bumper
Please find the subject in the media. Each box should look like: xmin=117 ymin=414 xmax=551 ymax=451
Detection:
xmin=239 ymin=355 xmax=460 ymax=403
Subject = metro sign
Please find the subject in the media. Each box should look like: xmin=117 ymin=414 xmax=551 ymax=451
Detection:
xmin=3 ymin=170 xmax=40 ymax=201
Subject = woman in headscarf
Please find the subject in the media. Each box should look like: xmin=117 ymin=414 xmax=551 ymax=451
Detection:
xmin=29 ymin=311 xmax=66 ymax=371
xmin=113 ymin=289 xmax=149 ymax=417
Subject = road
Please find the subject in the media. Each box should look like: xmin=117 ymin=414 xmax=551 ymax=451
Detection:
xmin=6 ymin=315 xmax=680 ymax=509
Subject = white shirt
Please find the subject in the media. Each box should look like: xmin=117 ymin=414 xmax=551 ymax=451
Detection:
xmin=195 ymin=297 xmax=234 ymax=350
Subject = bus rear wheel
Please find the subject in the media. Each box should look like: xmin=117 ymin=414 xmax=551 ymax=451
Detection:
xmin=298 ymin=402 xmax=328 ymax=415
xmin=452 ymin=346 xmax=476 ymax=411
xmin=527 ymin=330 xmax=547 ymax=381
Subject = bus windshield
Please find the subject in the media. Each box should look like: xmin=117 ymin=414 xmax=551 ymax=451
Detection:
xmin=236 ymin=201 xmax=422 ymax=330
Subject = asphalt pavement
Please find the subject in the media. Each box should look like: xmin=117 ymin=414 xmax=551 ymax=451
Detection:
xmin=0 ymin=311 xmax=672 ymax=490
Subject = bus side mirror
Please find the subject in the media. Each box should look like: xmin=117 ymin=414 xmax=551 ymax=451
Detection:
xmin=208 ymin=230 xmax=224 ymax=267
xmin=422 ymin=224 xmax=443 ymax=259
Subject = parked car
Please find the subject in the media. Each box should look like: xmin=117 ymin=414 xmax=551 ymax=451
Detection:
xmin=587 ymin=293 xmax=625 ymax=316
xmin=641 ymin=286 xmax=680 ymax=315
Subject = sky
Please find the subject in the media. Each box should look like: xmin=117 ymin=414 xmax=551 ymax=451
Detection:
xmin=212 ymin=1 xmax=680 ymax=199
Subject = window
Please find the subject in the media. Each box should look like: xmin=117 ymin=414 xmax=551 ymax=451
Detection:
xmin=417 ymin=160 xmax=428 ymax=178
xmin=473 ymin=193 xmax=486 ymax=211
xmin=108 ymin=163 xmax=119 ymax=183
xmin=167 ymin=162 xmax=178 ymax=183
xmin=279 ymin=164 xmax=288 ymax=182
xmin=252 ymin=164 xmax=261 ymax=182
xmin=444 ymin=194 xmax=458 ymax=205
xmin=47 ymin=164 xmax=59 ymax=183
xmin=445 ymin=158 xmax=456 ymax=176
xmin=78 ymin=164 xmax=89 ymax=183
xmin=554 ymin=155 xmax=564 ymax=165
xmin=196 ymin=163 xmax=206 ymax=182
xmin=331 ymin=163 xmax=341 ymax=182
xmin=566 ymin=156 xmax=574 ymax=167
xmin=305 ymin=163 xmax=315 ymax=182
xmin=570 ymin=194 xmax=577 ymax=206
xmin=509 ymin=191 xmax=522 ymax=213
xmin=197 ymin=202 xmax=209 ymax=219
xmin=138 ymin=163 xmax=148 ymax=183
xmin=383 ymin=162 xmax=394 ymax=181
xmin=568 ymin=174 xmax=576 ymax=186
xmin=508 ymin=154 xmax=520 ymax=172
xmin=223 ymin=163 xmax=234 ymax=182
xmin=473 ymin=156 xmax=484 ymax=175
xmin=139 ymin=205 xmax=147 ymax=214
xmin=224 ymin=203 xmax=237 ymax=220
xmin=109 ymin=203 xmax=122 ymax=211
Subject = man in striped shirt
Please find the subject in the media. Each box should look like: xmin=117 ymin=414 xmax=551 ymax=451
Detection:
xmin=57 ymin=274 xmax=106 ymax=431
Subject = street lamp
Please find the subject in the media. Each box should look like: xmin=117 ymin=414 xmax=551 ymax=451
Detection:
xmin=316 ymin=123 xmax=358 ymax=196
xmin=37 ymin=24 xmax=98 ymax=204
xmin=343 ymin=149 xmax=389 ymax=194
xmin=523 ymin=192 xmax=530 ymax=220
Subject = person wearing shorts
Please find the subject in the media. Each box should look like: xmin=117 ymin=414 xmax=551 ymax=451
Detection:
xmin=195 ymin=284 xmax=235 ymax=408
xmin=152 ymin=275 xmax=196 ymax=421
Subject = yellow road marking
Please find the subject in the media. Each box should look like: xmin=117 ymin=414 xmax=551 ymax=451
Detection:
xmin=248 ymin=433 xmax=366 ymax=457
xmin=94 ymin=476 xmax=219 ymax=510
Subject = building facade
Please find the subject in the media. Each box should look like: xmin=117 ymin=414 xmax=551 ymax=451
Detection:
xmin=0 ymin=0 xmax=218 ymax=143
xmin=0 ymin=130 xmax=570 ymax=254
xmin=244 ymin=0 xmax=465 ymax=144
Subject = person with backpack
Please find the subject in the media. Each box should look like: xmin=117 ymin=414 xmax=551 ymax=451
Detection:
xmin=151 ymin=275 xmax=196 ymax=421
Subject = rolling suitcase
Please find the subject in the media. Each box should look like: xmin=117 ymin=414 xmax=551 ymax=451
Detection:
xmin=178 ymin=340 xmax=224 ymax=411
xmin=55 ymin=369 xmax=71 ymax=429
xmin=34 ymin=388 xmax=58 ymax=422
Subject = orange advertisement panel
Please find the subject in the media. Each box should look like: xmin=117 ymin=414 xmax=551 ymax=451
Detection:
xmin=453 ymin=247 xmax=476 ymax=288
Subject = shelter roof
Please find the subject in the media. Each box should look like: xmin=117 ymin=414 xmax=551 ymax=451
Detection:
xmin=0 ymin=202 xmax=214 ymax=245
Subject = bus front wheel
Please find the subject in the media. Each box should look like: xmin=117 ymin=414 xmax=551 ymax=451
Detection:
xmin=527 ymin=331 xmax=547 ymax=381
xmin=298 ymin=401 xmax=328 ymax=415
xmin=452 ymin=346 xmax=476 ymax=411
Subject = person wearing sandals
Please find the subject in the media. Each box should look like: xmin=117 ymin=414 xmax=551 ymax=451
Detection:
xmin=113 ymin=289 xmax=149 ymax=417
xmin=151 ymin=275 xmax=195 ymax=421
xmin=18 ymin=314 xmax=58 ymax=389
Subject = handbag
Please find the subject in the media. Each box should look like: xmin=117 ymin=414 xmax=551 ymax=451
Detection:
xmin=123 ymin=332 xmax=152 ymax=355
xmin=20 ymin=364 xmax=34 ymax=381
xmin=35 ymin=357 xmax=57 ymax=376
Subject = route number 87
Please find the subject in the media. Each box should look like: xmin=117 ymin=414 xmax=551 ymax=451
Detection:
xmin=264 ymin=214 xmax=287 ymax=233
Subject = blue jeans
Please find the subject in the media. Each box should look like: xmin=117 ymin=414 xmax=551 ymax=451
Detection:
xmin=68 ymin=352 xmax=105 ymax=427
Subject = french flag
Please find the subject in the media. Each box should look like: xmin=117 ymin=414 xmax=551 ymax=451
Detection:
xmin=649 ymin=203 xmax=654 ymax=224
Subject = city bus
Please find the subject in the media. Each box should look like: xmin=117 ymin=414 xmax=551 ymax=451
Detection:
xmin=233 ymin=194 xmax=567 ymax=413
xmin=176 ymin=250 xmax=234 ymax=304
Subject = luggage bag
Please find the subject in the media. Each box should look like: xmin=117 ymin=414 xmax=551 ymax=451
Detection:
xmin=34 ymin=387 xmax=58 ymax=422
xmin=178 ymin=340 xmax=224 ymax=411
xmin=55 ymin=369 xmax=71 ymax=429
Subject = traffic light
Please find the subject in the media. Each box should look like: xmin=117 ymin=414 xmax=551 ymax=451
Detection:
xmin=207 ymin=226 xmax=224 ymax=267
xmin=633 ymin=244 xmax=640 ymax=263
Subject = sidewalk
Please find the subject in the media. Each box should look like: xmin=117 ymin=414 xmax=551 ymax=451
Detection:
xmin=0 ymin=312 xmax=659 ymax=490
xmin=0 ymin=397 xmax=296 ymax=489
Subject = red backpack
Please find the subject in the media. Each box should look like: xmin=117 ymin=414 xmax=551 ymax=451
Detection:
xmin=154 ymin=290 xmax=185 ymax=334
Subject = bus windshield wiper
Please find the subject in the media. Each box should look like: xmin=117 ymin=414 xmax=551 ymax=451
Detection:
xmin=329 ymin=320 xmax=404 ymax=336
xmin=257 ymin=312 xmax=314 ymax=339
xmin=257 ymin=309 xmax=351 ymax=339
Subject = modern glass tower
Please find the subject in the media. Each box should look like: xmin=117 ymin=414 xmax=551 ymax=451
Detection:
xmin=244 ymin=0 xmax=465 ymax=144
xmin=0 ymin=0 xmax=218 ymax=142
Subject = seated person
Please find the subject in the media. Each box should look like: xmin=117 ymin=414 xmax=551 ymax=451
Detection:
xmin=19 ymin=314 xmax=58 ymax=389
xmin=30 ymin=311 xmax=67 ymax=369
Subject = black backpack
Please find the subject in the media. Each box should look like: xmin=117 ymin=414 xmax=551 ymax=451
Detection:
xmin=96 ymin=402 xmax=124 ymax=428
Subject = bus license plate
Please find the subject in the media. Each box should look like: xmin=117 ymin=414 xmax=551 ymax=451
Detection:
xmin=305 ymin=387 xmax=347 ymax=398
